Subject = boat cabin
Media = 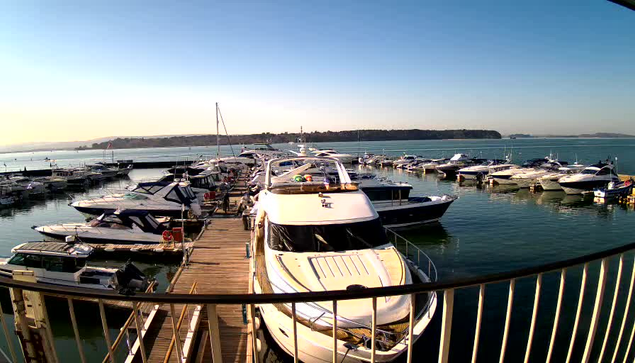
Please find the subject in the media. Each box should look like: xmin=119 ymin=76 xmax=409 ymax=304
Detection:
xmin=131 ymin=181 xmax=198 ymax=206
xmin=3 ymin=242 xmax=93 ymax=275
xmin=90 ymin=210 xmax=167 ymax=234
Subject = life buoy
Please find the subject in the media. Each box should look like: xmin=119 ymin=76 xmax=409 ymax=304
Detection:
xmin=162 ymin=230 xmax=174 ymax=242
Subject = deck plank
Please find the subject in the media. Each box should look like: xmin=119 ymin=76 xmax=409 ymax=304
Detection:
xmin=144 ymin=217 xmax=253 ymax=363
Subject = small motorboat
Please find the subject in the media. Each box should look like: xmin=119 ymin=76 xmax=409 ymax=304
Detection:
xmin=0 ymin=242 xmax=150 ymax=292
xmin=594 ymin=179 xmax=634 ymax=199
xmin=33 ymin=210 xmax=180 ymax=245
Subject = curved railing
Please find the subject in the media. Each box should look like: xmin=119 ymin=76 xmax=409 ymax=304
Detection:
xmin=1 ymin=242 xmax=635 ymax=363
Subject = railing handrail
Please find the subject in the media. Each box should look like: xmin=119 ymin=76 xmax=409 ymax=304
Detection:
xmin=2 ymin=241 xmax=635 ymax=305
xmin=386 ymin=227 xmax=438 ymax=282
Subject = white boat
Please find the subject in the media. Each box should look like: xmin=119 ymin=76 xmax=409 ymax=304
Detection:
xmin=436 ymin=154 xmax=472 ymax=177
xmin=538 ymin=164 xmax=586 ymax=191
xmin=393 ymin=155 xmax=418 ymax=169
xmin=489 ymin=167 xmax=534 ymax=185
xmin=252 ymin=156 xmax=437 ymax=362
xmin=0 ymin=242 xmax=149 ymax=292
xmin=558 ymin=162 xmax=620 ymax=195
xmin=71 ymin=181 xmax=202 ymax=217
xmin=51 ymin=167 xmax=92 ymax=188
xmin=33 ymin=210 xmax=176 ymax=245
xmin=312 ymin=149 xmax=355 ymax=164
xmin=510 ymin=169 xmax=553 ymax=188
xmin=458 ymin=160 xmax=515 ymax=181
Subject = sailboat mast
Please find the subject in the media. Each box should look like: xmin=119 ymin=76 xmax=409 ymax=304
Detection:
xmin=216 ymin=102 xmax=220 ymax=159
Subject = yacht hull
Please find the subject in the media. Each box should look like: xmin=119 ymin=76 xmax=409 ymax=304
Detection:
xmin=256 ymin=281 xmax=436 ymax=363
xmin=373 ymin=196 xmax=455 ymax=229
xmin=539 ymin=178 xmax=563 ymax=191
xmin=560 ymin=180 xmax=614 ymax=195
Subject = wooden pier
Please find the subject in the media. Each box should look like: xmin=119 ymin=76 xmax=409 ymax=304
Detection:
xmin=140 ymin=217 xmax=253 ymax=363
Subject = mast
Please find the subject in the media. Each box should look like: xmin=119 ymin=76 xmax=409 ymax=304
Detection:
xmin=216 ymin=102 xmax=220 ymax=159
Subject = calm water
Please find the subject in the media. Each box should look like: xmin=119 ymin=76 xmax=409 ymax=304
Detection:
xmin=1 ymin=139 xmax=635 ymax=362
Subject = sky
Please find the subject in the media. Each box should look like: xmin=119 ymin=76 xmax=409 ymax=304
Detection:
xmin=1 ymin=0 xmax=634 ymax=146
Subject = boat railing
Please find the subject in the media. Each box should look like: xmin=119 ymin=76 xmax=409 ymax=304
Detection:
xmin=385 ymin=227 xmax=438 ymax=282
xmin=1 ymin=243 xmax=635 ymax=363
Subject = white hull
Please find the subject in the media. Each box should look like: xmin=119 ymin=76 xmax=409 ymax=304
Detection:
xmin=491 ymin=177 xmax=518 ymax=185
xmin=256 ymin=277 xmax=436 ymax=363
xmin=539 ymin=178 xmax=563 ymax=191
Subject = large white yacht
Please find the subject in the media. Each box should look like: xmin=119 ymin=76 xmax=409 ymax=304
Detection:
xmin=558 ymin=162 xmax=620 ymax=195
xmin=538 ymin=164 xmax=587 ymax=191
xmin=71 ymin=181 xmax=202 ymax=218
xmin=457 ymin=159 xmax=515 ymax=181
xmin=33 ymin=210 xmax=174 ymax=245
xmin=252 ymin=156 xmax=437 ymax=362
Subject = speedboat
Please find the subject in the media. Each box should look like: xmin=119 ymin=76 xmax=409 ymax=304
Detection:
xmin=435 ymin=154 xmax=472 ymax=178
xmin=312 ymin=149 xmax=355 ymax=164
xmin=89 ymin=162 xmax=119 ymax=179
xmin=421 ymin=158 xmax=446 ymax=173
xmin=458 ymin=160 xmax=515 ymax=181
xmin=70 ymin=181 xmax=202 ymax=217
xmin=33 ymin=210 xmax=177 ymax=244
xmin=252 ymin=156 xmax=437 ymax=362
xmin=558 ymin=162 xmax=620 ymax=195
xmin=393 ymin=155 xmax=418 ymax=169
xmin=0 ymin=242 xmax=149 ymax=292
xmin=538 ymin=164 xmax=586 ymax=191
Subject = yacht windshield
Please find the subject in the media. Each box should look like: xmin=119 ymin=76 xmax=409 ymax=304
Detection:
xmin=582 ymin=169 xmax=598 ymax=175
xmin=268 ymin=219 xmax=388 ymax=252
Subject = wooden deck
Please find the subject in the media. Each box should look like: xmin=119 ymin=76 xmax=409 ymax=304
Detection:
xmin=142 ymin=217 xmax=253 ymax=363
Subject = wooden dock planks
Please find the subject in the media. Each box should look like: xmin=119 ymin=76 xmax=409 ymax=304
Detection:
xmin=144 ymin=217 xmax=252 ymax=363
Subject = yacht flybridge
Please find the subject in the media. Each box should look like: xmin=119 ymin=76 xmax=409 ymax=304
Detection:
xmin=252 ymin=156 xmax=437 ymax=362
xmin=70 ymin=181 xmax=202 ymax=218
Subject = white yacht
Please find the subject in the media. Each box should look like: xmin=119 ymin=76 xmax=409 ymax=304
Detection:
xmin=558 ymin=162 xmax=620 ymax=195
xmin=392 ymin=155 xmax=418 ymax=169
xmin=33 ymin=210 xmax=175 ymax=245
xmin=0 ymin=242 xmax=149 ymax=292
xmin=71 ymin=181 xmax=202 ymax=218
xmin=458 ymin=160 xmax=515 ymax=181
xmin=311 ymin=149 xmax=355 ymax=164
xmin=435 ymin=154 xmax=472 ymax=177
xmin=252 ymin=156 xmax=437 ymax=362
xmin=538 ymin=164 xmax=587 ymax=191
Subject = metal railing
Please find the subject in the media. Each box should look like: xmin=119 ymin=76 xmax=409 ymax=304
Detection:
xmin=0 ymin=243 xmax=635 ymax=362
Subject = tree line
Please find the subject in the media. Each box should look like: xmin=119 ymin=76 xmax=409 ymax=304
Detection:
xmin=83 ymin=129 xmax=502 ymax=150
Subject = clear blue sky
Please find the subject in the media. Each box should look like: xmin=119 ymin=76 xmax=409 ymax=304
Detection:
xmin=1 ymin=0 xmax=634 ymax=145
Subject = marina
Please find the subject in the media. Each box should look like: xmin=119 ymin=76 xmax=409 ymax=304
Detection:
xmin=1 ymin=139 xmax=635 ymax=362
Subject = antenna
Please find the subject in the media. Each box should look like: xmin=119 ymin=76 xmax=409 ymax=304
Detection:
xmin=216 ymin=102 xmax=220 ymax=159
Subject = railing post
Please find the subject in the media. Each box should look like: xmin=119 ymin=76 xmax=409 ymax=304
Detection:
xmin=291 ymin=302 xmax=299 ymax=363
xmin=98 ymin=299 xmax=116 ymax=363
xmin=499 ymin=279 xmax=515 ymax=363
xmin=566 ymin=263 xmax=589 ymax=363
xmin=371 ymin=297 xmax=377 ymax=363
xmin=611 ymin=257 xmax=635 ymax=363
xmin=523 ymin=274 xmax=542 ymax=363
xmin=133 ymin=302 xmax=148 ymax=363
xmin=546 ymin=269 xmax=566 ymax=363
xmin=67 ymin=298 xmax=87 ymax=363
xmin=622 ymin=315 xmax=635 ymax=363
xmin=438 ymin=289 xmax=454 ymax=363
xmin=0 ymin=293 xmax=17 ymax=363
xmin=407 ymin=293 xmax=416 ymax=363
xmin=471 ymin=284 xmax=485 ymax=363
xmin=582 ymin=258 xmax=608 ymax=363
xmin=598 ymin=255 xmax=623 ymax=363
xmin=332 ymin=300 xmax=338 ymax=363
xmin=169 ymin=304 xmax=184 ymax=363
xmin=207 ymin=304 xmax=223 ymax=362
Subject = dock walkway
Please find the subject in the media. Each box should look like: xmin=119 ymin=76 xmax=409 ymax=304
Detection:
xmin=142 ymin=217 xmax=252 ymax=363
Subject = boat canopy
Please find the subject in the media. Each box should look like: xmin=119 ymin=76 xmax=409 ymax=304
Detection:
xmin=268 ymin=219 xmax=388 ymax=252
xmin=132 ymin=181 xmax=197 ymax=206
xmin=93 ymin=210 xmax=166 ymax=233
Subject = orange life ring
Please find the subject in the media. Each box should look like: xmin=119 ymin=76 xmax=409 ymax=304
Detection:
xmin=162 ymin=230 xmax=174 ymax=242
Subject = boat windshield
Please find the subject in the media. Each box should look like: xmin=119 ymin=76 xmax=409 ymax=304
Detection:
xmin=581 ymin=169 xmax=599 ymax=175
xmin=124 ymin=193 xmax=149 ymax=200
xmin=268 ymin=219 xmax=388 ymax=252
